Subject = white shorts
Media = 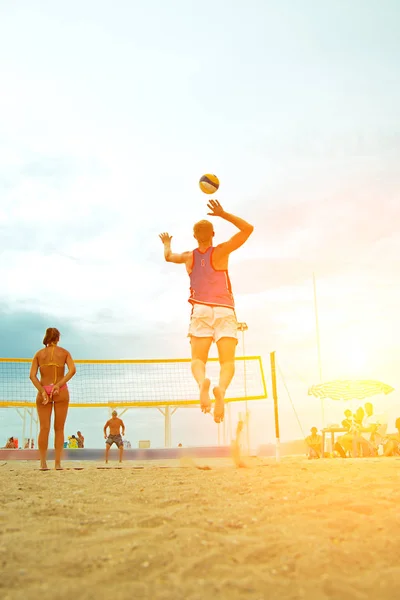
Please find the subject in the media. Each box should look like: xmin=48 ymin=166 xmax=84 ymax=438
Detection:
xmin=188 ymin=303 xmax=238 ymax=343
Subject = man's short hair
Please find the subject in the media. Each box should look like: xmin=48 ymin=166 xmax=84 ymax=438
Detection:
xmin=112 ymin=410 xmax=117 ymax=416
xmin=193 ymin=220 xmax=214 ymax=242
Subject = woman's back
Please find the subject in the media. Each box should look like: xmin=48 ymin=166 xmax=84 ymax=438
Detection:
xmin=30 ymin=326 xmax=77 ymax=470
xmin=37 ymin=344 xmax=69 ymax=385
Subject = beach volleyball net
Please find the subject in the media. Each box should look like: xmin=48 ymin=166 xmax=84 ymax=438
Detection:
xmin=0 ymin=356 xmax=267 ymax=408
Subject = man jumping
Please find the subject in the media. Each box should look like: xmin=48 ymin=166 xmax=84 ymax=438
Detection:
xmin=159 ymin=199 xmax=253 ymax=423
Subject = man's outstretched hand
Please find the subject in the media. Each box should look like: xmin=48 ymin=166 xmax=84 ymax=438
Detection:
xmin=159 ymin=232 xmax=173 ymax=244
xmin=207 ymin=199 xmax=225 ymax=217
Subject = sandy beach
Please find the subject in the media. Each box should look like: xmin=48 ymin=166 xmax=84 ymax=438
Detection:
xmin=1 ymin=456 xmax=400 ymax=600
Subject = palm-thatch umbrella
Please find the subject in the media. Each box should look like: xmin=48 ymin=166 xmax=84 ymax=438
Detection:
xmin=308 ymin=380 xmax=394 ymax=456
xmin=308 ymin=380 xmax=394 ymax=402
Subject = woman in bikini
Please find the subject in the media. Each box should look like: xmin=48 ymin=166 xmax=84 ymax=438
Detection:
xmin=29 ymin=327 xmax=76 ymax=470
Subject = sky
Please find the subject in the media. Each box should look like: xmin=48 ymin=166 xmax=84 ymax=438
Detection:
xmin=1 ymin=0 xmax=399 ymax=450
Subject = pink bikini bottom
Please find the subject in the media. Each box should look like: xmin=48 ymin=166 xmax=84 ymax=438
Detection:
xmin=43 ymin=384 xmax=68 ymax=396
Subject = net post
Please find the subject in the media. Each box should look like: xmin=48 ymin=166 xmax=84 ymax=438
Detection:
xmin=22 ymin=408 xmax=27 ymax=450
xmin=164 ymin=406 xmax=171 ymax=448
xmin=270 ymin=351 xmax=280 ymax=462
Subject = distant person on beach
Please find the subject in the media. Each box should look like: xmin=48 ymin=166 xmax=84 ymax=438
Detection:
xmin=341 ymin=409 xmax=353 ymax=431
xmin=363 ymin=402 xmax=375 ymax=423
xmin=349 ymin=403 xmax=384 ymax=454
xmin=159 ymin=199 xmax=254 ymax=424
xmin=353 ymin=407 xmax=365 ymax=429
xmin=68 ymin=435 xmax=78 ymax=449
xmin=29 ymin=327 xmax=76 ymax=470
xmin=335 ymin=405 xmax=377 ymax=457
xmin=360 ymin=402 xmax=386 ymax=450
xmin=104 ymin=410 xmax=125 ymax=463
xmin=305 ymin=427 xmax=322 ymax=459
xmin=77 ymin=431 xmax=84 ymax=448
xmin=362 ymin=402 xmax=380 ymax=434
xmin=333 ymin=409 xmax=355 ymax=456
xmin=4 ymin=437 xmax=15 ymax=449
xmin=382 ymin=418 xmax=400 ymax=457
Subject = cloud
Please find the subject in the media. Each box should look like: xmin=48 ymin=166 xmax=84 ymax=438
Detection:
xmin=0 ymin=307 xmax=90 ymax=358
xmin=0 ymin=303 xmax=194 ymax=361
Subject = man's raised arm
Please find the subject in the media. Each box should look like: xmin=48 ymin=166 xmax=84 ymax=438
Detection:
xmin=159 ymin=232 xmax=190 ymax=264
xmin=207 ymin=200 xmax=254 ymax=253
xmin=221 ymin=211 xmax=254 ymax=233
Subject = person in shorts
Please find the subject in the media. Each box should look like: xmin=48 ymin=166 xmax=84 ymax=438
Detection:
xmin=76 ymin=430 xmax=85 ymax=448
xmin=383 ymin=417 xmax=400 ymax=456
xmin=104 ymin=410 xmax=126 ymax=463
xmin=305 ymin=427 xmax=322 ymax=459
xmin=159 ymin=199 xmax=254 ymax=423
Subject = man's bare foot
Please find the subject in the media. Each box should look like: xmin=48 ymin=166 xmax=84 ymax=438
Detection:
xmin=200 ymin=378 xmax=211 ymax=413
xmin=39 ymin=462 xmax=48 ymax=471
xmin=105 ymin=460 xmax=108 ymax=464
xmin=55 ymin=463 xmax=63 ymax=470
xmin=213 ymin=386 xmax=225 ymax=423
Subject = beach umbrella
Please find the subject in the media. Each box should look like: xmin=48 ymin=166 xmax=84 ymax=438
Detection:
xmin=308 ymin=380 xmax=395 ymax=456
xmin=308 ymin=380 xmax=394 ymax=402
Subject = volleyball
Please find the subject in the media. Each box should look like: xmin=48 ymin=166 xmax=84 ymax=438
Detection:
xmin=199 ymin=174 xmax=219 ymax=195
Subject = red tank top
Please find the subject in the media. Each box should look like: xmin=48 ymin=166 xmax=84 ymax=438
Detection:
xmin=188 ymin=247 xmax=235 ymax=308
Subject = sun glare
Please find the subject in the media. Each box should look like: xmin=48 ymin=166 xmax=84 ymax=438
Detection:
xmin=345 ymin=342 xmax=368 ymax=374
xmin=329 ymin=338 xmax=369 ymax=378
